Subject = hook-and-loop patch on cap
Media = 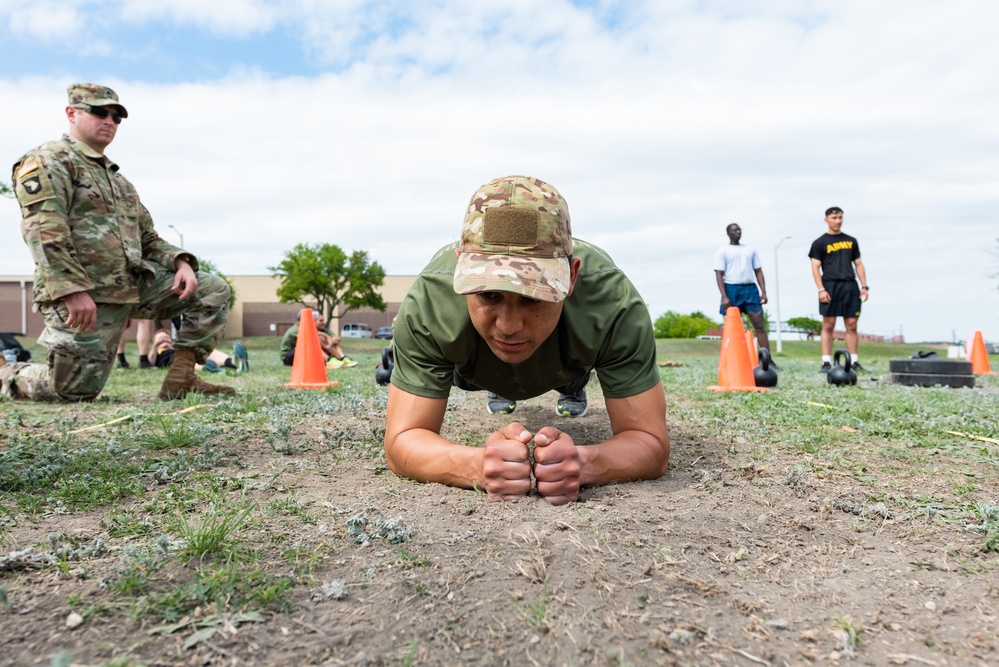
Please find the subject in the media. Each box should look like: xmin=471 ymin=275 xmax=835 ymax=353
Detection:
xmin=453 ymin=175 xmax=573 ymax=303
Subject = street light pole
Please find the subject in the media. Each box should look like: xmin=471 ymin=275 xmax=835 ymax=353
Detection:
xmin=167 ymin=224 xmax=184 ymax=248
xmin=774 ymin=236 xmax=792 ymax=354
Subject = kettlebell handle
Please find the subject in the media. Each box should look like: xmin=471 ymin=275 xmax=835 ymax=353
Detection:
xmin=758 ymin=347 xmax=771 ymax=372
xmin=833 ymin=348 xmax=852 ymax=373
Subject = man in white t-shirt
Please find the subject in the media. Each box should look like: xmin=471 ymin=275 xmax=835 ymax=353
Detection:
xmin=713 ymin=223 xmax=770 ymax=354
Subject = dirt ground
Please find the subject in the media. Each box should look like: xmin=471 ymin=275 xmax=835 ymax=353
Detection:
xmin=2 ymin=383 xmax=998 ymax=667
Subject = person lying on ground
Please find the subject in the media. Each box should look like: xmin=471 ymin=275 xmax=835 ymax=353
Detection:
xmin=384 ymin=175 xmax=669 ymax=506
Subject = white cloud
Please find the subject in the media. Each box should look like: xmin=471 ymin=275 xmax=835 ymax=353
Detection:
xmin=2 ymin=1 xmax=998 ymax=341
xmin=3 ymin=1 xmax=86 ymax=41
xmin=119 ymin=0 xmax=277 ymax=35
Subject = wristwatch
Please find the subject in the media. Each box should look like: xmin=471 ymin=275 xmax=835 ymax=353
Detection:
xmin=862 ymin=285 xmax=869 ymax=290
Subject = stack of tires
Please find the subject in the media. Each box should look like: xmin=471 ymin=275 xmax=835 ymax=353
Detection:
xmin=889 ymin=354 xmax=974 ymax=388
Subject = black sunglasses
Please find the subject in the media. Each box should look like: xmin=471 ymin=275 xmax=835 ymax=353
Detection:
xmin=75 ymin=104 xmax=124 ymax=125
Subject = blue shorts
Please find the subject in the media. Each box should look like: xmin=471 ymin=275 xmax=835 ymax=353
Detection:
xmin=720 ymin=283 xmax=762 ymax=315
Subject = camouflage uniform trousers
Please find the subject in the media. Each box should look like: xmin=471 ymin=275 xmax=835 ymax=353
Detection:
xmin=2 ymin=268 xmax=229 ymax=401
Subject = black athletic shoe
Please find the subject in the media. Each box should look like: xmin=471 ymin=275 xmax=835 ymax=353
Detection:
xmin=139 ymin=356 xmax=154 ymax=369
xmin=819 ymin=362 xmax=832 ymax=373
xmin=117 ymin=353 xmax=130 ymax=369
xmin=851 ymin=362 xmax=866 ymax=373
xmin=555 ymin=389 xmax=588 ymax=417
xmin=486 ymin=392 xmax=516 ymax=415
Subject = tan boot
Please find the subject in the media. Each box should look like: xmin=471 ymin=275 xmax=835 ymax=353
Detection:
xmin=159 ymin=348 xmax=236 ymax=400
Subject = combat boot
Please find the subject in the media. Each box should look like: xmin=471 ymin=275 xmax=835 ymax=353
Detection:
xmin=159 ymin=348 xmax=236 ymax=400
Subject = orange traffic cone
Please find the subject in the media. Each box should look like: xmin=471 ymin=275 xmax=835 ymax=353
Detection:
xmin=969 ymin=331 xmax=994 ymax=375
xmin=285 ymin=308 xmax=339 ymax=389
xmin=709 ymin=307 xmax=768 ymax=392
xmin=744 ymin=330 xmax=758 ymax=369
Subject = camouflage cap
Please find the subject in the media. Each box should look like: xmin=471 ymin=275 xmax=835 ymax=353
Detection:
xmin=66 ymin=83 xmax=128 ymax=117
xmin=453 ymin=175 xmax=573 ymax=303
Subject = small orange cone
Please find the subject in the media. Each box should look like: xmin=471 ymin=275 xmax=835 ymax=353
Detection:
xmin=285 ymin=308 xmax=339 ymax=389
xmin=744 ymin=330 xmax=758 ymax=369
xmin=969 ymin=330 xmax=994 ymax=375
xmin=709 ymin=307 xmax=768 ymax=392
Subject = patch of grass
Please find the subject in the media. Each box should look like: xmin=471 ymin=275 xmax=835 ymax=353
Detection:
xmin=282 ymin=544 xmax=322 ymax=569
xmin=514 ymin=579 xmax=550 ymax=630
xmin=661 ymin=347 xmax=998 ymax=521
xmin=973 ymin=501 xmax=999 ymax=552
xmin=119 ymin=563 xmax=294 ymax=624
xmin=396 ymin=549 xmax=429 ymax=566
xmin=266 ymin=416 xmax=308 ymax=454
xmin=835 ymin=614 xmax=861 ymax=651
xmin=402 ymin=637 xmax=420 ymax=667
xmin=0 ymin=437 xmax=145 ymax=511
xmin=176 ymin=498 xmax=256 ymax=563
xmin=142 ymin=441 xmax=227 ymax=484
xmin=268 ymin=496 xmax=317 ymax=524
xmin=134 ymin=415 xmax=214 ymax=450
xmin=104 ymin=507 xmax=156 ymax=539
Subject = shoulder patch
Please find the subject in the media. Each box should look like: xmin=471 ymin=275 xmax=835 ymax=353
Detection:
xmin=14 ymin=155 xmax=56 ymax=206
xmin=17 ymin=159 xmax=39 ymax=179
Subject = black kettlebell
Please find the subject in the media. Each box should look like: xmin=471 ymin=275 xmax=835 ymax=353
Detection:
xmin=828 ymin=348 xmax=857 ymax=386
xmin=754 ymin=348 xmax=778 ymax=388
xmin=375 ymin=346 xmax=394 ymax=385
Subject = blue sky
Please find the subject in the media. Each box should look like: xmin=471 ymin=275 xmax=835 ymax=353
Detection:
xmin=1 ymin=0 xmax=997 ymax=343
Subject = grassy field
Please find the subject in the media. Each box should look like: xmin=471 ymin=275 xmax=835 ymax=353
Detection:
xmin=1 ymin=334 xmax=997 ymax=665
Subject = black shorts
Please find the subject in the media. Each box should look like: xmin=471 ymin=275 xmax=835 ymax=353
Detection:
xmin=819 ymin=280 xmax=862 ymax=319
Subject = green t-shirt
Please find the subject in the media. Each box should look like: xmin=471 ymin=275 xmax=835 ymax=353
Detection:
xmin=391 ymin=239 xmax=660 ymax=401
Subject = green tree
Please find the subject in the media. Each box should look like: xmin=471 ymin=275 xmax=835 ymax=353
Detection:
xmin=786 ymin=316 xmax=822 ymax=337
xmin=653 ymin=310 xmax=720 ymax=338
xmin=1 ymin=180 xmax=13 ymax=198
xmin=198 ymin=258 xmax=237 ymax=309
xmin=270 ymin=243 xmax=386 ymax=321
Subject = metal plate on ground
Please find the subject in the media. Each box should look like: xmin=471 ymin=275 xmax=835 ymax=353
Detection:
xmin=889 ymin=372 xmax=975 ymax=388
xmin=888 ymin=358 xmax=973 ymax=375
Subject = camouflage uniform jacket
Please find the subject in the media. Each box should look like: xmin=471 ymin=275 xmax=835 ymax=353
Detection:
xmin=11 ymin=134 xmax=196 ymax=304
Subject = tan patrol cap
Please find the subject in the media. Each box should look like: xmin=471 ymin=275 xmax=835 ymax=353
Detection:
xmin=67 ymin=82 xmax=128 ymax=117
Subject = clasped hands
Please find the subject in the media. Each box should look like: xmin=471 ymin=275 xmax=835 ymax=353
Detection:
xmin=482 ymin=422 xmax=581 ymax=506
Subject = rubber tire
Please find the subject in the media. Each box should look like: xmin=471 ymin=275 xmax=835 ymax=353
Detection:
xmin=889 ymin=372 xmax=975 ymax=388
xmin=888 ymin=358 xmax=972 ymax=374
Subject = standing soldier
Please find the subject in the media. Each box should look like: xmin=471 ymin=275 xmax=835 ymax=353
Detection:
xmin=808 ymin=207 xmax=869 ymax=372
xmin=713 ymin=223 xmax=771 ymax=356
xmin=1 ymin=83 xmax=235 ymax=401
